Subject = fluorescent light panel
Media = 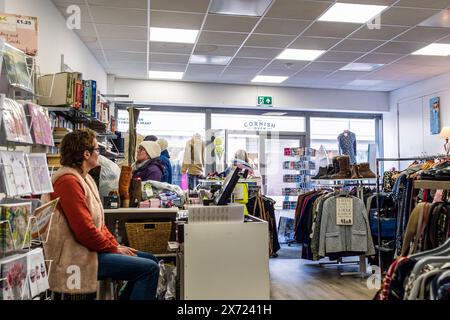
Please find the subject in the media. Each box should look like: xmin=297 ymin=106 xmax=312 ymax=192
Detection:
xmin=148 ymin=71 xmax=184 ymax=80
xmin=319 ymin=3 xmax=387 ymax=24
xmin=150 ymin=27 xmax=199 ymax=44
xmin=209 ymin=0 xmax=272 ymax=17
xmin=276 ymin=49 xmax=325 ymax=61
xmin=348 ymin=80 xmax=383 ymax=86
xmin=340 ymin=62 xmax=384 ymax=72
xmin=189 ymin=55 xmax=232 ymax=65
xmin=251 ymin=75 xmax=288 ymax=83
xmin=412 ymin=43 xmax=450 ymax=56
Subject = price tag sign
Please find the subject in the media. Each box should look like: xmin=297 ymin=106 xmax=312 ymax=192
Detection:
xmin=336 ymin=198 xmax=353 ymax=225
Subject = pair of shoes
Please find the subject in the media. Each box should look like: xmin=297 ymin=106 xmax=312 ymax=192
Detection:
xmin=311 ymin=166 xmax=327 ymax=179
xmin=358 ymin=163 xmax=376 ymax=179
xmin=331 ymin=156 xmax=351 ymax=179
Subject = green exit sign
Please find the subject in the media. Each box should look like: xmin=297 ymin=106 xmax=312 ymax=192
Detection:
xmin=258 ymin=96 xmax=273 ymax=106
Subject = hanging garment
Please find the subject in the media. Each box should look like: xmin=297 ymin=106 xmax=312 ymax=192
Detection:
xmin=318 ymin=194 xmax=375 ymax=257
xmin=337 ymin=131 xmax=357 ymax=164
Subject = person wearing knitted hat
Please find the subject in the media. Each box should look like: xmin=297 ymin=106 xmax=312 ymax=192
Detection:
xmin=156 ymin=138 xmax=173 ymax=184
xmin=132 ymin=141 xmax=164 ymax=181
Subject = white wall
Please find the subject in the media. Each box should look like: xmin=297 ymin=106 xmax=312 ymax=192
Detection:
xmin=115 ymin=78 xmax=389 ymax=113
xmin=4 ymin=0 xmax=107 ymax=92
xmin=387 ymin=71 xmax=450 ymax=163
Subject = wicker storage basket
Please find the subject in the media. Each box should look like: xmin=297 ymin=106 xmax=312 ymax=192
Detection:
xmin=125 ymin=221 xmax=172 ymax=254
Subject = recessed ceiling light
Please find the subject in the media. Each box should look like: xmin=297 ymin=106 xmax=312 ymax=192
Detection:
xmin=150 ymin=27 xmax=199 ymax=44
xmin=348 ymin=80 xmax=383 ymax=86
xmin=411 ymin=43 xmax=450 ymax=56
xmin=209 ymin=0 xmax=272 ymax=17
xmin=251 ymin=75 xmax=288 ymax=83
xmin=276 ymin=49 xmax=325 ymax=61
xmin=318 ymin=3 xmax=387 ymax=24
xmin=190 ymin=55 xmax=232 ymax=65
xmin=340 ymin=62 xmax=384 ymax=72
xmin=148 ymin=71 xmax=184 ymax=80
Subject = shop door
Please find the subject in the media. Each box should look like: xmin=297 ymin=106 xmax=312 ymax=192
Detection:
xmin=261 ymin=132 xmax=306 ymax=211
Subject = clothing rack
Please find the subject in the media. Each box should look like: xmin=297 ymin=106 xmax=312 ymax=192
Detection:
xmin=313 ymin=180 xmax=374 ymax=277
xmin=375 ymin=155 xmax=449 ymax=272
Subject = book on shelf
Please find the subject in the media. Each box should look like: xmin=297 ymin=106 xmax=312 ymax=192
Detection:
xmin=0 ymin=98 xmax=33 ymax=145
xmin=90 ymin=80 xmax=97 ymax=118
xmin=83 ymin=80 xmax=92 ymax=116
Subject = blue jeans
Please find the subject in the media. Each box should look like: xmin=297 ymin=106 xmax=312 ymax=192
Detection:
xmin=97 ymin=251 xmax=159 ymax=300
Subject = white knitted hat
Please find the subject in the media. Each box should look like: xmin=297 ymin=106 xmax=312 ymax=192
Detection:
xmin=139 ymin=141 xmax=161 ymax=159
xmin=157 ymin=138 xmax=168 ymax=151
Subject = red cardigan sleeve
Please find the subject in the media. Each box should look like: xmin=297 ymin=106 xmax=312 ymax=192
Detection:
xmin=51 ymin=175 xmax=119 ymax=253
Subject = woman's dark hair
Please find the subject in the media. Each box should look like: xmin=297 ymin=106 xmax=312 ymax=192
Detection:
xmin=60 ymin=129 xmax=97 ymax=169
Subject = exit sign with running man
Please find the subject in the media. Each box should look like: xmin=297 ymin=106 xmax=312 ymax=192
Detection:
xmin=257 ymin=96 xmax=273 ymax=106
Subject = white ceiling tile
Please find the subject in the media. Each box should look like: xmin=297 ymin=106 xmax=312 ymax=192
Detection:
xmin=302 ymin=22 xmax=362 ymax=38
xmin=316 ymin=51 xmax=365 ymax=62
xmin=394 ymin=27 xmax=450 ymax=42
xmin=150 ymin=0 xmax=210 ymax=13
xmin=374 ymin=41 xmax=427 ymax=54
xmin=98 ymin=50 xmax=147 ymax=62
xmin=303 ymin=62 xmax=348 ymax=72
xmin=90 ymin=39 xmax=147 ymax=51
xmin=229 ymin=58 xmax=271 ymax=68
xmin=266 ymin=0 xmax=332 ymax=20
xmin=203 ymin=15 xmax=259 ymax=32
xmin=198 ymin=31 xmax=247 ymax=46
xmin=291 ymin=70 xmax=330 ymax=80
xmin=325 ymin=71 xmax=371 ymax=81
xmin=150 ymin=11 xmax=204 ymax=29
xmin=349 ymin=25 xmax=410 ymax=40
xmin=380 ymin=7 xmax=441 ymax=26
xmin=87 ymin=0 xmax=148 ymax=9
xmin=90 ymin=6 xmax=147 ymax=26
xmin=398 ymin=55 xmax=450 ymax=66
xmin=150 ymin=42 xmax=194 ymax=54
xmin=186 ymin=65 xmax=226 ymax=74
xmin=95 ymin=24 xmax=147 ymax=40
xmin=150 ymin=53 xmax=191 ymax=64
xmin=266 ymin=60 xmax=310 ymax=71
xmin=148 ymin=63 xmax=187 ymax=72
xmin=236 ymin=47 xmax=283 ymax=59
xmin=222 ymin=67 xmax=260 ymax=76
xmin=260 ymin=68 xmax=298 ymax=76
xmin=332 ymin=39 xmax=386 ymax=52
xmin=219 ymin=73 xmax=255 ymax=82
xmin=394 ymin=0 xmax=450 ymax=9
xmin=289 ymin=37 xmax=341 ymax=50
xmin=356 ymin=53 xmax=404 ymax=64
xmin=254 ymin=18 xmax=311 ymax=35
xmin=244 ymin=34 xmax=296 ymax=48
xmin=194 ymin=45 xmax=240 ymax=56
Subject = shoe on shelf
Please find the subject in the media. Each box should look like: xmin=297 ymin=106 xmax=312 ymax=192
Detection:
xmin=331 ymin=156 xmax=351 ymax=179
xmin=358 ymin=163 xmax=376 ymax=179
xmin=350 ymin=164 xmax=362 ymax=179
xmin=312 ymin=166 xmax=327 ymax=179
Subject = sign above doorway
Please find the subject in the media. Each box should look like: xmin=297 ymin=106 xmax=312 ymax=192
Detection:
xmin=257 ymin=96 xmax=273 ymax=106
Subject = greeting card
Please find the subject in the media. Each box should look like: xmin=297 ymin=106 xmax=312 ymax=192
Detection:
xmin=29 ymin=198 xmax=58 ymax=240
xmin=26 ymin=248 xmax=49 ymax=298
xmin=26 ymin=153 xmax=53 ymax=195
xmin=0 ymin=202 xmax=31 ymax=255
xmin=0 ymin=253 xmax=30 ymax=300
xmin=1 ymin=98 xmax=33 ymax=144
xmin=25 ymin=103 xmax=54 ymax=146
xmin=0 ymin=151 xmax=32 ymax=196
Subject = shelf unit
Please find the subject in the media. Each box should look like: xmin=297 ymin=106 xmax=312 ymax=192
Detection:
xmin=413 ymin=180 xmax=450 ymax=190
xmin=282 ymin=147 xmax=316 ymax=210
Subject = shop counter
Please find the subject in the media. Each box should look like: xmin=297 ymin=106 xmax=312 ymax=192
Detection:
xmin=104 ymin=208 xmax=178 ymax=247
xmin=179 ymin=215 xmax=270 ymax=300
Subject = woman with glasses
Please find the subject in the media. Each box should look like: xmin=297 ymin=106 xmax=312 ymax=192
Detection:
xmin=132 ymin=141 xmax=164 ymax=182
xmin=42 ymin=129 xmax=159 ymax=300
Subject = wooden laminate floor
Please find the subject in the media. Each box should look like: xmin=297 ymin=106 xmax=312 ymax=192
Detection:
xmin=269 ymin=245 xmax=377 ymax=300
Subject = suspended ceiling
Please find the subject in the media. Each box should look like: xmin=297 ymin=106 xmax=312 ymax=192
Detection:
xmin=52 ymin=0 xmax=450 ymax=92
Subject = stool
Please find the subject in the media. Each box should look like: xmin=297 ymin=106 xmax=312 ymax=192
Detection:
xmin=96 ymin=279 xmax=116 ymax=300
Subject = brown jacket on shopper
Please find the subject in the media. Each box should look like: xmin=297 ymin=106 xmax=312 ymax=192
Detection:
xmin=42 ymin=167 xmax=105 ymax=294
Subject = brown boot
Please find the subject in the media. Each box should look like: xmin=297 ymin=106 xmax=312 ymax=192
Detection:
xmin=358 ymin=163 xmax=376 ymax=178
xmin=350 ymin=165 xmax=359 ymax=179
xmin=129 ymin=178 xmax=142 ymax=208
xmin=331 ymin=156 xmax=351 ymax=179
xmin=119 ymin=165 xmax=132 ymax=208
